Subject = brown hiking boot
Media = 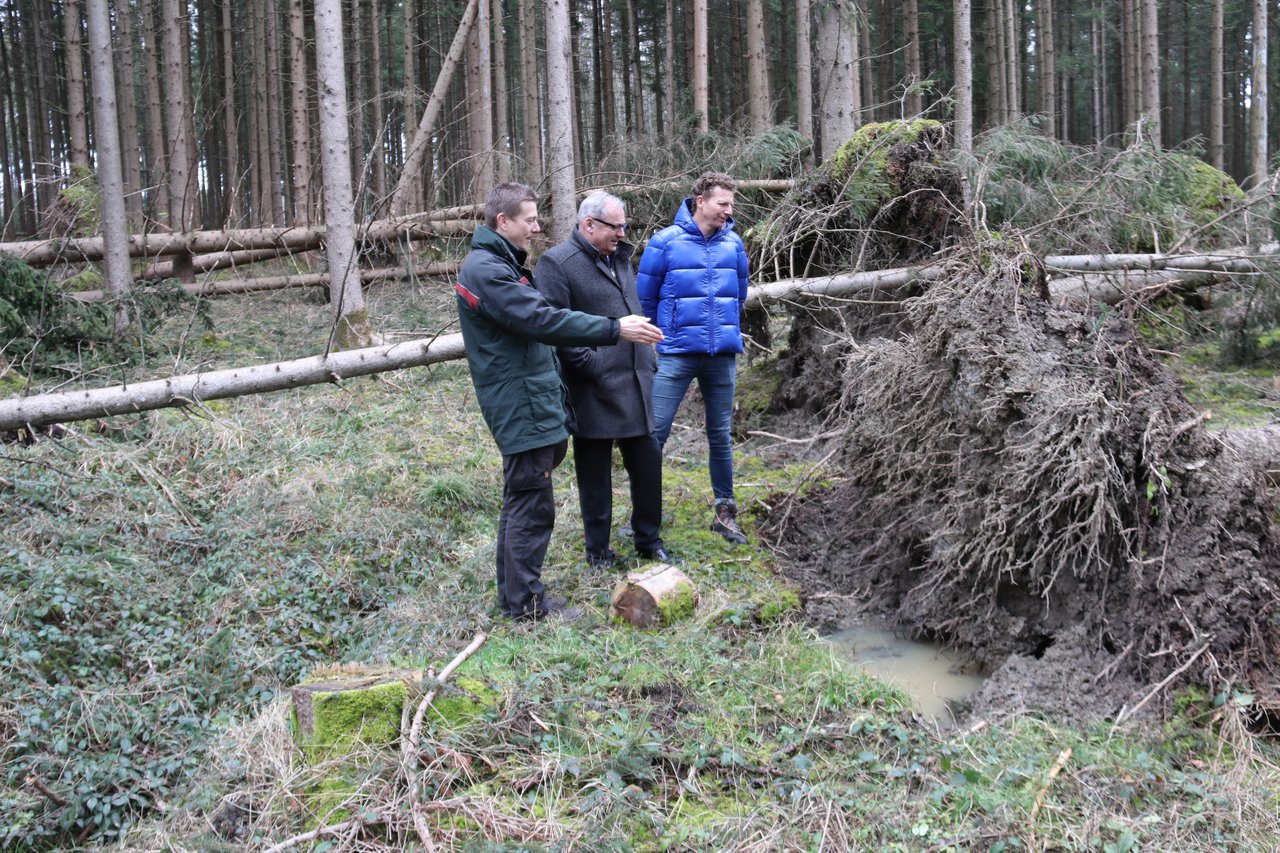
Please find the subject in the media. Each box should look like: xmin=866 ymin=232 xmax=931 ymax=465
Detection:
xmin=711 ymin=502 xmax=748 ymax=545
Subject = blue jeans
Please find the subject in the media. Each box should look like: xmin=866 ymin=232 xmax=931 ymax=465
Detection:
xmin=652 ymin=353 xmax=736 ymax=503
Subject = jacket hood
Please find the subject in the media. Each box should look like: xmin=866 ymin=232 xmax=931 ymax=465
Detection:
xmin=674 ymin=196 xmax=735 ymax=239
xmin=471 ymin=224 xmax=527 ymax=266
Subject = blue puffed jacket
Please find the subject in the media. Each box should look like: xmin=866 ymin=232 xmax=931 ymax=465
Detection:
xmin=636 ymin=197 xmax=750 ymax=356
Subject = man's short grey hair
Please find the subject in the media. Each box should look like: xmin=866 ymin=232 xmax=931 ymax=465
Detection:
xmin=577 ymin=191 xmax=624 ymax=222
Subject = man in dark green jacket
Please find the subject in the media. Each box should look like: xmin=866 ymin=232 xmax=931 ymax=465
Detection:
xmin=456 ymin=183 xmax=663 ymax=622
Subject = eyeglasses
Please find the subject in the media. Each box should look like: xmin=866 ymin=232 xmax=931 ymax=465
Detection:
xmin=590 ymin=217 xmax=627 ymax=233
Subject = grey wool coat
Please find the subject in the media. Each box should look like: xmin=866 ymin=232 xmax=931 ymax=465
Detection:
xmin=535 ymin=227 xmax=657 ymax=439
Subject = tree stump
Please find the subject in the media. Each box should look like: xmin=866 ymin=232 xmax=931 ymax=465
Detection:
xmin=611 ymin=564 xmax=699 ymax=628
xmin=291 ymin=666 xmax=421 ymax=761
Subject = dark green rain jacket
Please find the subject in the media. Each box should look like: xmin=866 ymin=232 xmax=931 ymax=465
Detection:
xmin=455 ymin=225 xmax=621 ymax=455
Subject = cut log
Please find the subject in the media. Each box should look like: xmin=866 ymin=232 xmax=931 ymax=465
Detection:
xmin=610 ymin=563 xmax=699 ymax=628
xmin=0 ymin=333 xmax=466 ymax=432
xmin=71 ymin=261 xmax=462 ymax=302
xmin=1221 ymin=425 xmax=1280 ymax=486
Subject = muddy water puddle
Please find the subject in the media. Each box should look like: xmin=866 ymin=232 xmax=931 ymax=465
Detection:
xmin=826 ymin=620 xmax=986 ymax=725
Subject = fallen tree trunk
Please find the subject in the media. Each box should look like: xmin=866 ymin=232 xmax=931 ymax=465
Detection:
xmin=0 ymin=216 xmax=474 ymax=267
xmin=0 ymin=333 xmax=465 ymax=433
xmin=1221 ymin=425 xmax=1280 ymax=486
xmin=140 ymin=248 xmax=298 ymax=281
xmin=72 ymin=261 xmax=462 ymax=302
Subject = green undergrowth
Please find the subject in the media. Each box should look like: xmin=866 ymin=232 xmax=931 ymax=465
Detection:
xmin=3 ymin=279 xmax=1279 ymax=850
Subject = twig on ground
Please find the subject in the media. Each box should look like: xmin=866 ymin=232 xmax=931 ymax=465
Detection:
xmin=1029 ymin=747 xmax=1072 ymax=822
xmin=261 ymin=814 xmax=383 ymax=853
xmin=1110 ymin=642 xmax=1212 ymax=733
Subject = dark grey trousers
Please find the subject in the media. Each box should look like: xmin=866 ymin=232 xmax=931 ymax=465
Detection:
xmin=496 ymin=440 xmax=567 ymax=618
xmin=573 ymin=433 xmax=663 ymax=557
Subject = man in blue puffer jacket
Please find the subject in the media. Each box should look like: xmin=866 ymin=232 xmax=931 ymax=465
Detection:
xmin=637 ymin=172 xmax=750 ymax=545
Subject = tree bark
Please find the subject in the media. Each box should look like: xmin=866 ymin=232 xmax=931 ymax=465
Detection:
xmin=85 ymin=0 xmax=131 ymax=335
xmin=746 ymin=0 xmax=771 ymax=134
xmin=796 ymin=0 xmax=813 ymax=147
xmin=1210 ymin=0 xmax=1224 ymax=170
xmin=111 ymin=0 xmax=145 ymax=228
xmin=664 ymin=0 xmax=675 ymax=139
xmin=466 ymin=0 xmax=494 ymax=203
xmin=953 ymin=0 xmax=973 ymax=154
xmin=315 ymin=0 xmax=373 ymax=348
xmin=815 ymin=0 xmax=857 ymax=162
xmin=692 ymin=0 xmax=708 ymax=133
xmin=518 ymin=0 xmax=542 ymax=182
xmin=160 ymin=0 xmax=196 ymax=277
xmin=369 ymin=0 xmax=387 ymax=202
xmin=545 ymin=0 xmax=576 ymax=241
xmin=390 ymin=0 xmax=481 ymax=217
xmin=1250 ymin=0 xmax=1268 ymax=188
xmin=0 ymin=334 xmax=467 ymax=434
xmin=62 ymin=0 xmax=91 ymax=171
xmin=287 ymin=0 xmax=311 ymax=224
xmin=492 ymin=0 xmax=510 ymax=182
xmin=0 ymin=216 xmax=474 ymax=266
xmin=1140 ymin=0 xmax=1160 ymax=144
xmin=904 ymin=0 xmax=922 ymax=116
xmin=1038 ymin=0 xmax=1056 ymax=137
xmin=264 ymin=0 xmax=286 ymax=225
xmin=77 ymin=260 xmax=462 ymax=299
xmin=140 ymin=0 xmax=169 ymax=226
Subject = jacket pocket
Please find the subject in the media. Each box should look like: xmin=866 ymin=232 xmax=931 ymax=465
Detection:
xmin=524 ymin=372 xmax=567 ymax=435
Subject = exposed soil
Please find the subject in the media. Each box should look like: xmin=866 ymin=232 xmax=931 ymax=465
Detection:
xmin=761 ymin=247 xmax=1280 ymax=725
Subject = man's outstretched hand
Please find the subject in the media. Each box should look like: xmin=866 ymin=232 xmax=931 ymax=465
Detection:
xmin=618 ymin=315 xmax=664 ymax=344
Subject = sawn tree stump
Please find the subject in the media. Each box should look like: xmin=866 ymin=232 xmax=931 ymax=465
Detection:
xmin=611 ymin=564 xmax=699 ymax=628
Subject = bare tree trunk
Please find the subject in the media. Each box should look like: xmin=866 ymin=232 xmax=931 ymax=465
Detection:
xmin=466 ymin=0 xmax=494 ymax=202
xmin=287 ymin=0 xmax=311 ymax=224
xmin=112 ymin=0 xmax=145 ymax=228
xmin=315 ymin=0 xmax=376 ymax=349
xmin=141 ymin=0 xmax=170 ymax=226
xmin=1003 ymin=0 xmax=1019 ymax=119
xmin=264 ymin=0 xmax=285 ymax=224
xmin=545 ymin=0 xmax=576 ymax=241
xmin=746 ymin=0 xmax=771 ymax=134
xmin=625 ymin=0 xmax=644 ymax=136
xmin=369 ymin=0 xmax=387 ymax=202
xmin=692 ymin=0 xmax=708 ymax=133
xmin=85 ymin=0 xmax=131 ymax=335
xmin=796 ymin=0 xmax=813 ymax=146
xmin=63 ymin=0 xmax=90 ymax=171
xmin=815 ymin=0 xmax=857 ymax=162
xmin=518 ymin=0 xmax=542 ymax=182
xmin=1250 ymin=0 xmax=1268 ymax=188
xmin=390 ymin=0 xmax=481 ymax=216
xmin=1038 ymin=0 xmax=1056 ymax=137
xmin=1140 ymin=0 xmax=1160 ymax=145
xmin=904 ymin=0 xmax=922 ymax=116
xmin=492 ymin=0 xmax=511 ymax=182
xmin=1091 ymin=3 xmax=1104 ymax=145
xmin=160 ymin=0 xmax=196 ymax=280
xmin=1210 ymin=0 xmax=1224 ymax=170
xmin=350 ymin=0 xmax=369 ymax=213
xmin=664 ymin=0 xmax=675 ymax=139
xmin=954 ymin=0 xmax=973 ymax=154
xmin=987 ymin=0 xmax=1005 ymax=123
xmin=401 ymin=0 xmax=419 ymax=212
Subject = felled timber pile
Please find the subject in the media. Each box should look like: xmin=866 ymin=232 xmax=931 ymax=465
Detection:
xmin=765 ymin=245 xmax=1280 ymax=722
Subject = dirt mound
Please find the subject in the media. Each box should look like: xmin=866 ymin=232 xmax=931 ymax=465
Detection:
xmin=764 ymin=246 xmax=1280 ymax=723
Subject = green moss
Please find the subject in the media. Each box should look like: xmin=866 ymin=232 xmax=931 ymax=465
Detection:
xmin=1172 ymin=154 xmax=1246 ymax=223
xmin=303 ymin=679 xmax=406 ymax=761
xmin=655 ymin=581 xmax=698 ymax=627
xmin=426 ymin=674 xmax=500 ymax=730
xmin=827 ymin=119 xmax=944 ymax=205
xmin=754 ymin=589 xmax=801 ymax=624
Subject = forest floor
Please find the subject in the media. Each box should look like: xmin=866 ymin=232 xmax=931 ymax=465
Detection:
xmin=3 ymin=271 xmax=1280 ymax=851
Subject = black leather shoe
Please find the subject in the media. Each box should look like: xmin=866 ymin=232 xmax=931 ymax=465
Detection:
xmin=637 ymin=545 xmax=683 ymax=565
xmin=586 ymin=548 xmax=617 ymax=568
xmin=513 ymin=594 xmax=583 ymax=623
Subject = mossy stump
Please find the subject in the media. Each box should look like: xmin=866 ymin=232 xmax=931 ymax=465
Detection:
xmin=291 ymin=666 xmax=421 ymax=762
xmin=611 ymin=564 xmax=698 ymax=629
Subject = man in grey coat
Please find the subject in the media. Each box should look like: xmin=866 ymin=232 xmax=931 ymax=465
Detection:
xmin=536 ymin=191 xmax=672 ymax=567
